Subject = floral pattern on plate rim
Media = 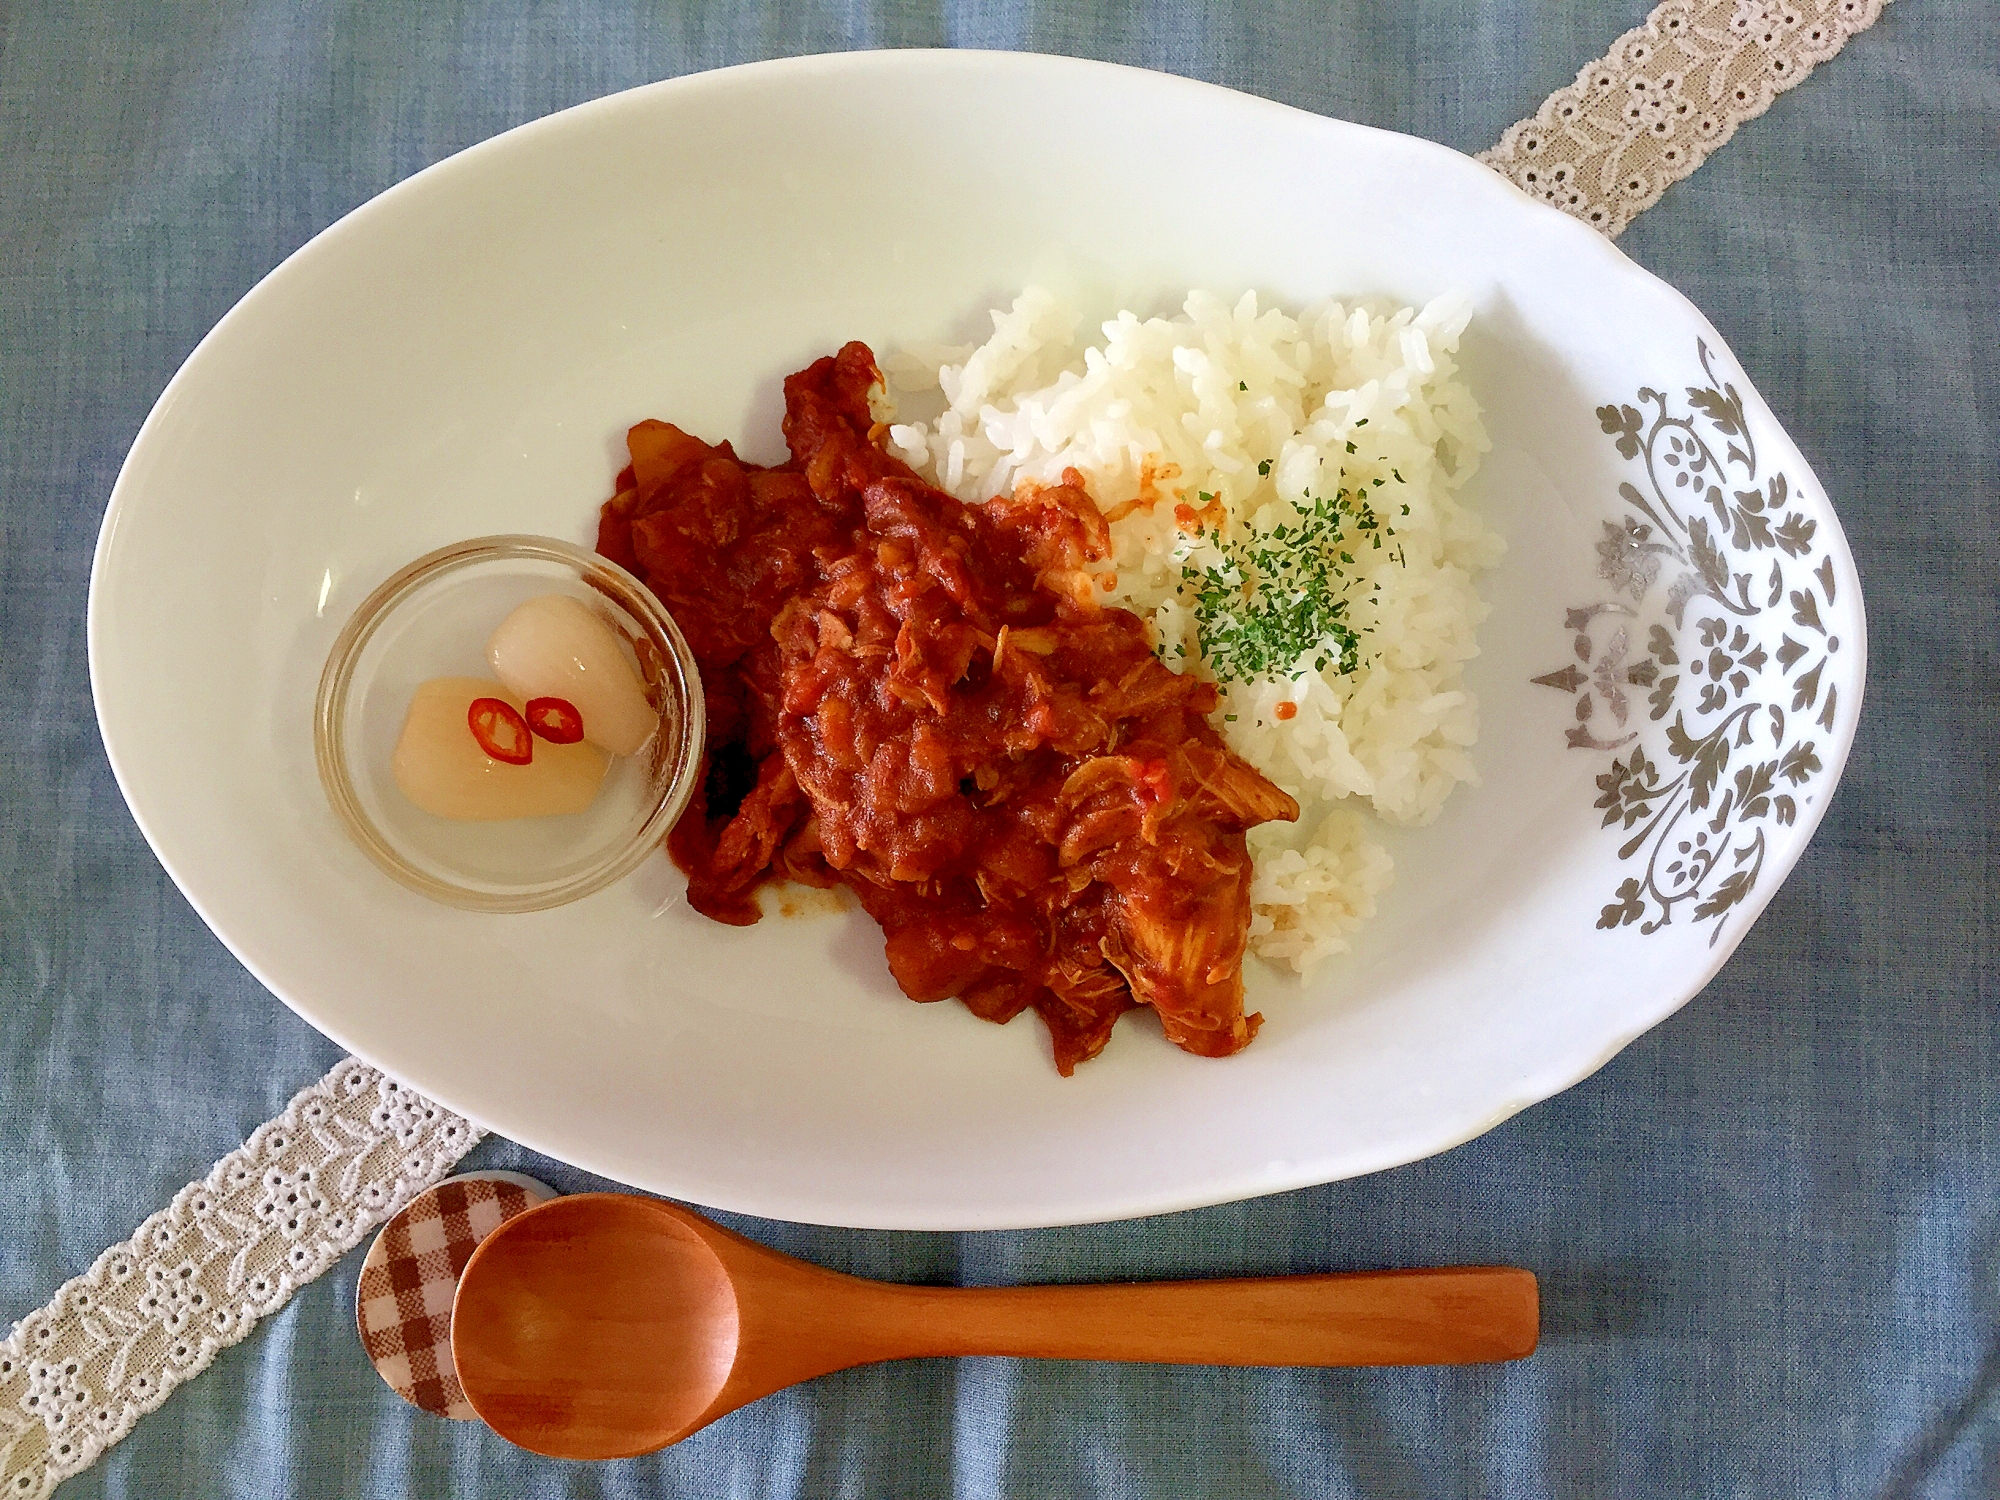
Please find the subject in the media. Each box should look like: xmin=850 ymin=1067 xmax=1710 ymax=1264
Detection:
xmin=1533 ymin=341 xmax=1845 ymax=943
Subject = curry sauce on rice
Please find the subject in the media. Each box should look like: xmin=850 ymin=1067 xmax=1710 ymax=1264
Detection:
xmin=601 ymin=289 xmax=1498 ymax=1071
xmin=885 ymin=288 xmax=1501 ymax=974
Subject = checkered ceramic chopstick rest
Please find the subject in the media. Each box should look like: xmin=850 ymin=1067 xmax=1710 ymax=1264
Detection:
xmin=354 ymin=1174 xmax=555 ymax=1420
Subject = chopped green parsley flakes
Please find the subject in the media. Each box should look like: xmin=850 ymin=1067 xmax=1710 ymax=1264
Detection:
xmin=1172 ymin=484 xmax=1398 ymax=682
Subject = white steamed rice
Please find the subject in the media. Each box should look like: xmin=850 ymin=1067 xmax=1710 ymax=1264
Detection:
xmin=880 ymin=288 xmax=1501 ymax=973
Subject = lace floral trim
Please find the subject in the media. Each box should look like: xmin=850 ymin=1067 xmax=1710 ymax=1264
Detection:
xmin=0 ymin=1062 xmax=480 ymax=1498
xmin=1479 ymin=0 xmax=1892 ymax=237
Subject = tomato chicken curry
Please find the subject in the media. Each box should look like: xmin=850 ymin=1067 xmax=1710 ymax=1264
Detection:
xmin=598 ymin=344 xmax=1299 ymax=1073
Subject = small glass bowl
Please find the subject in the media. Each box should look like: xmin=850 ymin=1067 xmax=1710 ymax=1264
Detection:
xmin=315 ymin=536 xmax=704 ymax=912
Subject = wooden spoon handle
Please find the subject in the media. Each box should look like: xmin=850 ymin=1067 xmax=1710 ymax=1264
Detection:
xmin=861 ymin=1266 xmax=1536 ymax=1368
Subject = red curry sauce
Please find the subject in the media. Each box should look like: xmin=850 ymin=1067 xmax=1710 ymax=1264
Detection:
xmin=599 ymin=343 xmax=1298 ymax=1072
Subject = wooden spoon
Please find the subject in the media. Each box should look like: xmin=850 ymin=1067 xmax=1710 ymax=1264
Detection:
xmin=452 ymin=1193 xmax=1538 ymax=1459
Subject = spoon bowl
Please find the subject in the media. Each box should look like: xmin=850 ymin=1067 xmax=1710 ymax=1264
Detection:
xmin=453 ymin=1193 xmax=1539 ymax=1459
xmin=451 ymin=1195 xmax=739 ymax=1455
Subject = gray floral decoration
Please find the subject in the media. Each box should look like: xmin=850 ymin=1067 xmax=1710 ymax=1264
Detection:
xmin=1534 ymin=342 xmax=1845 ymax=942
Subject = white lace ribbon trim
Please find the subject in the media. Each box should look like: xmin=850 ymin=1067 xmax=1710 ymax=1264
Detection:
xmin=3 ymin=6 xmax=1895 ymax=1491
xmin=1 ymin=1062 xmax=481 ymax=1498
xmin=1479 ymin=0 xmax=1892 ymax=237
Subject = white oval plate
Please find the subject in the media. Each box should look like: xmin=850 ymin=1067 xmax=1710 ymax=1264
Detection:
xmin=88 ymin=52 xmax=1864 ymax=1229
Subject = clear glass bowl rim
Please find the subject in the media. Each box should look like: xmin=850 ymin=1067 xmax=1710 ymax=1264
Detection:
xmin=313 ymin=534 xmax=705 ymax=913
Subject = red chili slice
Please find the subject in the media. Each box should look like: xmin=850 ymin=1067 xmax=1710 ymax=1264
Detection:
xmin=525 ymin=696 xmax=585 ymax=745
xmin=467 ymin=697 xmax=533 ymax=765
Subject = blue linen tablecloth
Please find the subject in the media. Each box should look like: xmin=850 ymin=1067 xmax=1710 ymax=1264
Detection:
xmin=2 ymin=3 xmax=1995 ymax=1495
